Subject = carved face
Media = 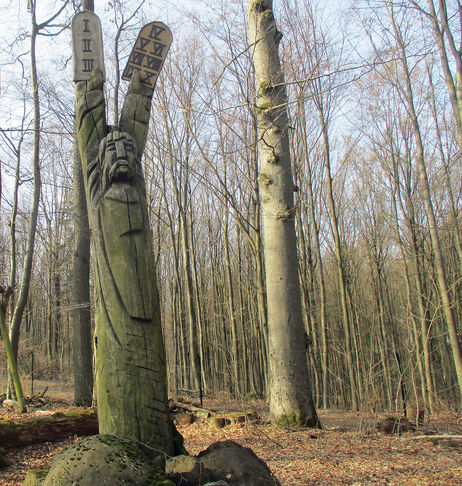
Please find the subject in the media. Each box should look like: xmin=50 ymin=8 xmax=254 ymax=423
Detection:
xmin=99 ymin=131 xmax=139 ymax=188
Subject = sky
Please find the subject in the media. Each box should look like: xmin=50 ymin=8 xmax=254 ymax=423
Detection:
xmin=0 ymin=0 xmax=350 ymax=171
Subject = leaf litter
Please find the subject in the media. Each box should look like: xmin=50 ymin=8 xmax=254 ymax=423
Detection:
xmin=0 ymin=400 xmax=461 ymax=485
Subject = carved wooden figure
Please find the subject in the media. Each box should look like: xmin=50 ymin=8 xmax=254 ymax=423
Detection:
xmin=72 ymin=11 xmax=174 ymax=455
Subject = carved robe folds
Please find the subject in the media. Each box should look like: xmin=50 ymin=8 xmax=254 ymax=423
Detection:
xmin=99 ymin=184 xmax=154 ymax=321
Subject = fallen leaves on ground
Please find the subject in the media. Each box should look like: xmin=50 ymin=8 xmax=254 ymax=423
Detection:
xmin=177 ymin=416 xmax=462 ymax=485
xmin=0 ymin=437 xmax=79 ymax=486
xmin=0 ymin=399 xmax=461 ymax=485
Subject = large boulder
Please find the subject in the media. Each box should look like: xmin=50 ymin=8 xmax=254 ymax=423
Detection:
xmin=36 ymin=434 xmax=174 ymax=486
xmin=165 ymin=454 xmax=208 ymax=484
xmin=23 ymin=436 xmax=279 ymax=486
xmin=164 ymin=441 xmax=279 ymax=486
xmin=198 ymin=441 xmax=280 ymax=486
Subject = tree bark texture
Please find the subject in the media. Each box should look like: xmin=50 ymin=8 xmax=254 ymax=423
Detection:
xmin=0 ymin=291 xmax=26 ymax=413
xmin=72 ymin=0 xmax=94 ymax=410
xmin=72 ymin=145 xmax=93 ymax=406
xmin=7 ymin=1 xmax=41 ymax=400
xmin=248 ymin=0 xmax=320 ymax=427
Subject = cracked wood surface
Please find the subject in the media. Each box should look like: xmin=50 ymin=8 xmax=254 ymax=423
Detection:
xmin=73 ymin=40 xmax=173 ymax=454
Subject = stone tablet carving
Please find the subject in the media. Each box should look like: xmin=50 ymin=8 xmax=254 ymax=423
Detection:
xmin=72 ymin=17 xmax=174 ymax=455
xmin=71 ymin=11 xmax=105 ymax=82
xmin=122 ymin=21 xmax=172 ymax=88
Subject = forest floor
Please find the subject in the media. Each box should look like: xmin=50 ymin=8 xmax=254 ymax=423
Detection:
xmin=0 ymin=380 xmax=461 ymax=485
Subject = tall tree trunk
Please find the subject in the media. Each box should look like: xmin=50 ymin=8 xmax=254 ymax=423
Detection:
xmin=72 ymin=0 xmax=93 ymax=407
xmin=320 ymin=112 xmax=358 ymax=410
xmin=389 ymin=4 xmax=462 ymax=403
xmin=251 ymin=114 xmax=269 ymax=394
xmin=8 ymin=1 xmax=42 ymax=399
xmin=5 ymin=133 xmax=22 ymax=398
xmin=248 ymin=0 xmax=320 ymax=427
xmin=298 ymin=97 xmax=329 ymax=409
xmin=1 ymin=291 xmax=26 ymax=412
xmin=0 ymin=144 xmax=26 ymax=412
xmin=72 ymin=145 xmax=93 ymax=406
xmin=187 ymin=209 xmax=206 ymax=399
xmin=389 ymin=141 xmax=432 ymax=411
xmin=224 ymin=204 xmax=240 ymax=396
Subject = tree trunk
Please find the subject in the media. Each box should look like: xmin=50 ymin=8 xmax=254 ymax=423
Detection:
xmin=224 ymin=204 xmax=240 ymax=396
xmin=319 ymin=113 xmax=358 ymax=410
xmin=389 ymin=4 xmax=462 ymax=403
xmin=248 ymin=0 xmax=320 ymax=427
xmin=5 ymin=133 xmax=22 ymax=399
xmin=72 ymin=145 xmax=93 ymax=406
xmin=0 ymin=290 xmax=26 ymax=413
xmin=297 ymin=97 xmax=329 ymax=409
xmin=7 ymin=4 xmax=42 ymax=400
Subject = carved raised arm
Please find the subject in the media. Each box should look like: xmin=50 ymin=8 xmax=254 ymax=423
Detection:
xmin=75 ymin=68 xmax=107 ymax=174
xmin=119 ymin=69 xmax=154 ymax=158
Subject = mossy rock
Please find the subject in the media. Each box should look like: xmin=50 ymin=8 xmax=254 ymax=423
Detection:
xmin=197 ymin=440 xmax=281 ymax=485
xmin=23 ymin=469 xmax=49 ymax=486
xmin=39 ymin=434 xmax=174 ymax=486
xmin=165 ymin=455 xmax=209 ymax=485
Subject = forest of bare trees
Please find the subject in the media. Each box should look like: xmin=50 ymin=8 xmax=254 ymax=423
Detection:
xmin=0 ymin=0 xmax=461 ymax=415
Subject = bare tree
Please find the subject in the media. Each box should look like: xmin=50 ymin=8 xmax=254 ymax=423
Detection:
xmin=248 ymin=0 xmax=320 ymax=427
xmin=71 ymin=0 xmax=94 ymax=409
xmin=6 ymin=0 xmax=71 ymax=399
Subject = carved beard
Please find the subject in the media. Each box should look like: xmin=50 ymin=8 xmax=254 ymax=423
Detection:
xmin=98 ymin=131 xmax=140 ymax=194
xmin=108 ymin=158 xmax=133 ymax=182
xmin=104 ymin=147 xmax=137 ymax=185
